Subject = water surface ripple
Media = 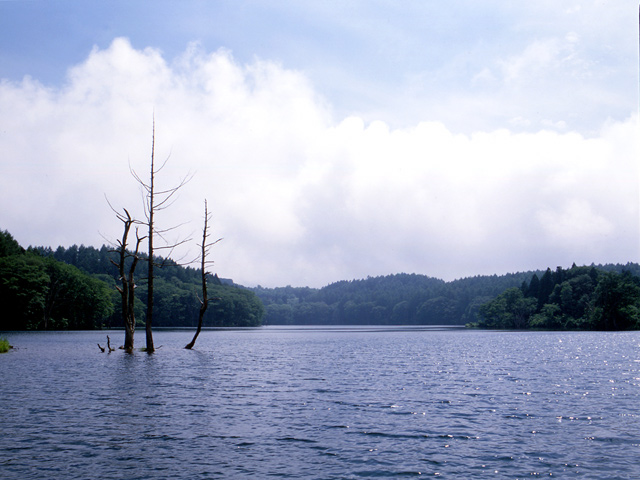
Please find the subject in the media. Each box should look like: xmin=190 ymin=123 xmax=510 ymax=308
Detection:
xmin=1 ymin=328 xmax=639 ymax=479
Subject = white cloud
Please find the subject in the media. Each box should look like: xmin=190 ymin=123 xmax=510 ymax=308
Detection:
xmin=0 ymin=38 xmax=637 ymax=287
xmin=500 ymin=39 xmax=562 ymax=84
xmin=537 ymin=199 xmax=614 ymax=243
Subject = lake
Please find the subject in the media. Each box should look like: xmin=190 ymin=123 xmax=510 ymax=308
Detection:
xmin=1 ymin=327 xmax=639 ymax=479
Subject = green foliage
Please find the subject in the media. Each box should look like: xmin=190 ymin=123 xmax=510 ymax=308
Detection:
xmin=478 ymin=265 xmax=640 ymax=331
xmin=0 ymin=337 xmax=10 ymax=353
xmin=8 ymin=232 xmax=640 ymax=330
xmin=589 ymin=271 xmax=640 ymax=330
xmin=292 ymin=301 xmax=333 ymax=325
xmin=0 ymin=246 xmax=114 ymax=330
xmin=39 ymin=256 xmax=114 ymax=329
xmin=478 ymin=288 xmax=537 ymax=329
xmin=208 ymin=285 xmax=265 ymax=327
xmin=254 ymin=272 xmax=540 ymax=325
xmin=264 ymin=303 xmax=294 ymax=325
xmin=254 ymin=265 xmax=640 ymax=327
xmin=0 ymin=230 xmax=24 ymax=257
xmin=0 ymin=253 xmax=50 ymax=329
xmin=416 ymin=297 xmax=459 ymax=325
xmin=31 ymin=242 xmax=264 ymax=328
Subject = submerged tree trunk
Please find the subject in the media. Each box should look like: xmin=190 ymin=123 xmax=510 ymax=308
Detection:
xmin=109 ymin=208 xmax=144 ymax=353
xmin=185 ymin=284 xmax=207 ymax=350
xmin=130 ymin=119 xmax=191 ymax=353
xmin=145 ymin=130 xmax=156 ymax=353
xmin=186 ymin=200 xmax=218 ymax=349
xmin=126 ymin=231 xmax=144 ymax=350
xmin=113 ymin=209 xmax=134 ymax=352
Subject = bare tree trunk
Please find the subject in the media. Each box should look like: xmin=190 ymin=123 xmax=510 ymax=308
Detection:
xmin=145 ymin=128 xmax=156 ymax=353
xmin=186 ymin=200 xmax=219 ymax=349
xmin=113 ymin=209 xmax=134 ymax=351
xmin=126 ymin=230 xmax=144 ymax=350
xmin=130 ymin=119 xmax=191 ymax=354
xmin=108 ymin=208 xmax=144 ymax=353
xmin=185 ymin=286 xmax=207 ymax=349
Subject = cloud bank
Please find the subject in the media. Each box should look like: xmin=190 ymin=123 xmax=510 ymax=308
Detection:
xmin=0 ymin=38 xmax=637 ymax=287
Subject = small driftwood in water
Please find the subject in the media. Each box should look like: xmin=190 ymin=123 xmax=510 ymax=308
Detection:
xmin=98 ymin=336 xmax=116 ymax=353
xmin=107 ymin=335 xmax=115 ymax=353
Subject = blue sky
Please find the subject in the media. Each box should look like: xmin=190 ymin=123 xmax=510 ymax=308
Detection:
xmin=0 ymin=1 xmax=638 ymax=287
xmin=4 ymin=1 xmax=636 ymax=131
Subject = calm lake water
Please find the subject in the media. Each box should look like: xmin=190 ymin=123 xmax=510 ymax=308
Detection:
xmin=1 ymin=327 xmax=639 ymax=479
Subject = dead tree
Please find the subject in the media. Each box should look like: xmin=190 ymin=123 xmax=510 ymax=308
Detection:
xmin=130 ymin=120 xmax=191 ymax=353
xmin=109 ymin=207 xmax=145 ymax=352
xmin=185 ymin=200 xmax=221 ymax=349
xmin=112 ymin=208 xmax=134 ymax=351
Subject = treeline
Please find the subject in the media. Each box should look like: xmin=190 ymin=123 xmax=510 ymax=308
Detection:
xmin=0 ymin=231 xmax=113 ymax=330
xmin=476 ymin=264 xmax=640 ymax=330
xmin=254 ymin=271 xmax=542 ymax=325
xmin=34 ymin=243 xmax=264 ymax=329
xmin=4 ymin=227 xmax=639 ymax=331
xmin=253 ymin=264 xmax=640 ymax=327
xmin=0 ymin=230 xmax=264 ymax=330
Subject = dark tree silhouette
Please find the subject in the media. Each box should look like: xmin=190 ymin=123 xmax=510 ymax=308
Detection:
xmin=186 ymin=200 xmax=222 ymax=349
xmin=130 ymin=121 xmax=191 ymax=353
xmin=109 ymin=208 xmax=145 ymax=352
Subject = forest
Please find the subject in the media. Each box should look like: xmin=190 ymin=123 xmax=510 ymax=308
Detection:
xmin=0 ymin=230 xmax=264 ymax=330
xmin=252 ymin=262 xmax=640 ymax=328
xmin=2 ymin=228 xmax=639 ymax=331
xmin=475 ymin=264 xmax=640 ymax=330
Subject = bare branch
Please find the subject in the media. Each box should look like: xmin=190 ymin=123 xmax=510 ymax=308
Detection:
xmin=154 ymin=150 xmax=172 ymax=174
xmin=153 ymin=221 xmax=192 ymax=235
xmin=129 ymin=164 xmax=150 ymax=192
xmin=185 ymin=198 xmax=217 ymax=350
xmin=108 ymin=205 xmax=139 ymax=352
xmin=104 ymin=194 xmax=120 ymax=216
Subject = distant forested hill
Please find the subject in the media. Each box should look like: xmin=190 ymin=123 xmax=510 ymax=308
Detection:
xmin=3 ymin=228 xmax=638 ymax=330
xmin=33 ymin=243 xmax=264 ymax=329
xmin=0 ymin=229 xmax=264 ymax=330
xmin=252 ymin=264 xmax=640 ymax=326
